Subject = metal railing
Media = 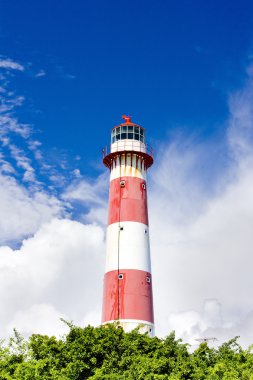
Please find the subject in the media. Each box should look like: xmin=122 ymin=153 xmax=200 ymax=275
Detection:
xmin=102 ymin=140 xmax=154 ymax=159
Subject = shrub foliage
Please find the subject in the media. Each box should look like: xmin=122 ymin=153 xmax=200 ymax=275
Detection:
xmin=0 ymin=324 xmax=253 ymax=379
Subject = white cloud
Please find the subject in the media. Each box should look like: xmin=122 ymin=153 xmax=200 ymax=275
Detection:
xmin=0 ymin=154 xmax=15 ymax=174
xmin=35 ymin=69 xmax=46 ymax=78
xmin=0 ymin=174 xmax=65 ymax=245
xmin=228 ymin=74 xmax=253 ymax=161
xmin=167 ymin=300 xmax=253 ymax=350
xmin=63 ymin=173 xmax=108 ymax=225
xmin=28 ymin=140 xmax=43 ymax=160
xmin=149 ymin=64 xmax=253 ymax=346
xmin=0 ymin=58 xmax=24 ymax=71
xmin=63 ymin=174 xmax=107 ymax=206
xmin=72 ymin=168 xmax=81 ymax=178
xmin=0 ymin=114 xmax=31 ymax=138
xmin=6 ymin=304 xmax=69 ymax=337
xmin=0 ymin=56 xmax=59 ymax=190
xmin=9 ymin=144 xmax=36 ymax=182
xmin=0 ymin=219 xmax=104 ymax=338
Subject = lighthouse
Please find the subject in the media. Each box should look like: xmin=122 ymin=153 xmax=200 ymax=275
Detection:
xmin=102 ymin=116 xmax=154 ymax=337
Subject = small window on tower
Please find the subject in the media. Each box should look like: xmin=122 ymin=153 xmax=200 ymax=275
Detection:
xmin=120 ymin=226 xmax=124 ymax=231
xmin=142 ymin=183 xmax=146 ymax=190
xmin=118 ymin=274 xmax=124 ymax=280
xmin=146 ymin=276 xmax=151 ymax=283
xmin=120 ymin=180 xmax=125 ymax=187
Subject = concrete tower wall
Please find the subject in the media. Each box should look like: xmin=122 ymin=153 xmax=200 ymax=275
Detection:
xmin=102 ymin=122 xmax=154 ymax=336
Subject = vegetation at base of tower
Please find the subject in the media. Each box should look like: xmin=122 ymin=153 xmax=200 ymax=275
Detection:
xmin=0 ymin=325 xmax=253 ymax=380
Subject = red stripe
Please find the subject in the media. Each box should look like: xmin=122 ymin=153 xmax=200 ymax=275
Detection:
xmin=108 ymin=176 xmax=149 ymax=225
xmin=102 ymin=269 xmax=154 ymax=323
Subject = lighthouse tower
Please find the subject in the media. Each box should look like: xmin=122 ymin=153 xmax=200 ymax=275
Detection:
xmin=102 ymin=116 xmax=154 ymax=336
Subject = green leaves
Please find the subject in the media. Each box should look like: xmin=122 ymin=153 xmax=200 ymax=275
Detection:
xmin=0 ymin=326 xmax=253 ymax=379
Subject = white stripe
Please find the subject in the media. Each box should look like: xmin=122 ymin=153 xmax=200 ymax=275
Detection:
xmin=105 ymin=221 xmax=151 ymax=273
xmin=110 ymin=153 xmax=147 ymax=180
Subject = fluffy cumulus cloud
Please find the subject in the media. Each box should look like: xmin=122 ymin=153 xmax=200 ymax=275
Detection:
xmin=0 ymin=219 xmax=104 ymax=338
xmin=149 ymin=65 xmax=253 ymax=347
xmin=62 ymin=172 xmax=108 ymax=226
xmin=0 ymin=174 xmax=65 ymax=245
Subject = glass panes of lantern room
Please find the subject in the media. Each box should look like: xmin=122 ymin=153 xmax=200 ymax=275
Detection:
xmin=111 ymin=125 xmax=145 ymax=143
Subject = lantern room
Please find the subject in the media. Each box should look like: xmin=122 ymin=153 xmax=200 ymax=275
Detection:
xmin=111 ymin=115 xmax=145 ymax=144
xmin=102 ymin=115 xmax=154 ymax=169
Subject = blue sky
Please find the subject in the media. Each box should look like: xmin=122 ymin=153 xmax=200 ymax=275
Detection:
xmin=1 ymin=0 xmax=253 ymax=173
xmin=2 ymin=1 xmax=253 ymax=346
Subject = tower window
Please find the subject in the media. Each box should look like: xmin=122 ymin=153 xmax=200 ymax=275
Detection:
xmin=146 ymin=276 xmax=151 ymax=283
xmin=119 ymin=226 xmax=124 ymax=231
xmin=120 ymin=180 xmax=125 ymax=187
xmin=142 ymin=183 xmax=146 ymax=190
xmin=111 ymin=125 xmax=145 ymax=143
xmin=118 ymin=274 xmax=124 ymax=280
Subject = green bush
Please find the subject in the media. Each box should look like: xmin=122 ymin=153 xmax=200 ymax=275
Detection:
xmin=0 ymin=324 xmax=252 ymax=380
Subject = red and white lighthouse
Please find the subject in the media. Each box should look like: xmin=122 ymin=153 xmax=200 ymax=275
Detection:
xmin=102 ymin=116 xmax=154 ymax=336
